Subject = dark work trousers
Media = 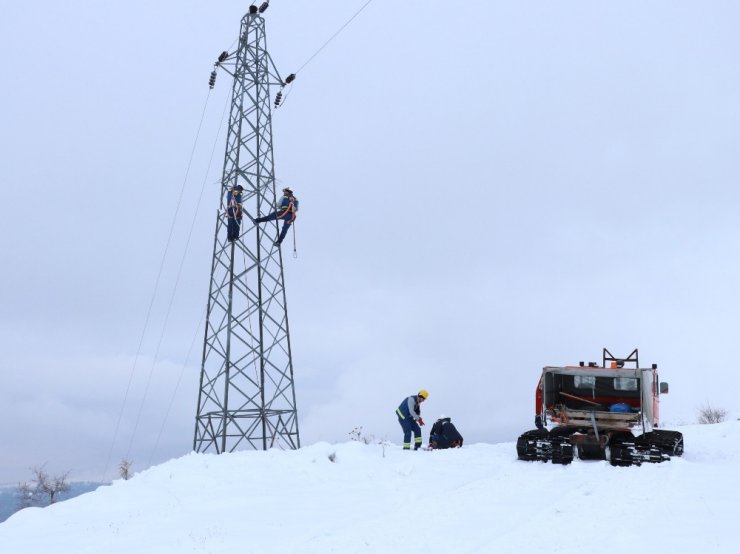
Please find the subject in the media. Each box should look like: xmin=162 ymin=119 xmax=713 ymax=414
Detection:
xmin=227 ymin=217 xmax=241 ymax=241
xmin=255 ymin=211 xmax=293 ymax=244
xmin=398 ymin=416 xmax=422 ymax=450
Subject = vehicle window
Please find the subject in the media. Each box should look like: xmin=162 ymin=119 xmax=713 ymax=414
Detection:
xmin=574 ymin=375 xmax=595 ymax=388
xmin=614 ymin=377 xmax=638 ymax=391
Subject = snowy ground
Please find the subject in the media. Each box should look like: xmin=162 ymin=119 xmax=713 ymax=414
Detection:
xmin=1 ymin=421 xmax=738 ymax=553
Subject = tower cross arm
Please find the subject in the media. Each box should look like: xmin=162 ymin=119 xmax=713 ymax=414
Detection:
xmin=265 ymin=52 xmax=289 ymax=87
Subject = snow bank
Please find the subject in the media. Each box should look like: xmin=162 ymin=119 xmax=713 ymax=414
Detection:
xmin=1 ymin=421 xmax=738 ymax=553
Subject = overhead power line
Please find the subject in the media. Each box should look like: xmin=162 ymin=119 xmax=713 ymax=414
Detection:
xmin=295 ymin=0 xmax=376 ymax=74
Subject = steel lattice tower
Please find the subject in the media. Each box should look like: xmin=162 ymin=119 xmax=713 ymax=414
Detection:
xmin=194 ymin=7 xmax=300 ymax=453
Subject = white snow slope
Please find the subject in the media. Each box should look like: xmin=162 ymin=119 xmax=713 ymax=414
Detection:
xmin=1 ymin=421 xmax=738 ymax=554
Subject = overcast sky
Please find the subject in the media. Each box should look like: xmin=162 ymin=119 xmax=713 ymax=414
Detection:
xmin=2 ymin=0 xmax=740 ymax=484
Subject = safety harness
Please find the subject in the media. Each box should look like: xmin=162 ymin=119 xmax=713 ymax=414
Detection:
xmin=276 ymin=195 xmax=298 ymax=223
xmin=227 ymin=190 xmax=242 ymax=220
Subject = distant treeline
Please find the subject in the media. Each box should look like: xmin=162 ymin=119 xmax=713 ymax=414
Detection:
xmin=0 ymin=482 xmax=104 ymax=523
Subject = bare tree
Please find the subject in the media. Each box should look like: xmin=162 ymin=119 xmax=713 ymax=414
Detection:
xmin=348 ymin=426 xmax=374 ymax=445
xmin=118 ymin=459 xmax=133 ymax=480
xmin=27 ymin=466 xmax=71 ymax=505
xmin=16 ymin=480 xmax=36 ymax=510
xmin=697 ymin=403 xmax=727 ymax=424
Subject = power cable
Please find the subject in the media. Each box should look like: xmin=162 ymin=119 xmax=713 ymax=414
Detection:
xmin=146 ymin=305 xmax=205 ymax=467
xmin=146 ymin=91 xmax=233 ymax=466
xmin=101 ymin=88 xmax=212 ymax=481
xmin=294 ymin=0 xmax=376 ymax=74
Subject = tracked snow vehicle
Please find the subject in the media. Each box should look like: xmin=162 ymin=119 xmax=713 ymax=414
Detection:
xmin=516 ymin=348 xmax=684 ymax=466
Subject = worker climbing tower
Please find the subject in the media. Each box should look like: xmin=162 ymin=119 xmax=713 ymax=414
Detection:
xmin=194 ymin=4 xmax=300 ymax=453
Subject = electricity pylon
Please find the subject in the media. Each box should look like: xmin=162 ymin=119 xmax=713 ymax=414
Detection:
xmin=194 ymin=5 xmax=300 ymax=453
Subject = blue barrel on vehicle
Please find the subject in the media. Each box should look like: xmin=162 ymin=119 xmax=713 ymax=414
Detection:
xmin=609 ymin=403 xmax=632 ymax=413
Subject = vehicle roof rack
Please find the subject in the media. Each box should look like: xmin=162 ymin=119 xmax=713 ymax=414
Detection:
xmin=602 ymin=348 xmax=639 ymax=369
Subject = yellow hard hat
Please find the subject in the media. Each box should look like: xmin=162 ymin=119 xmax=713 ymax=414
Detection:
xmin=418 ymin=389 xmax=429 ymax=399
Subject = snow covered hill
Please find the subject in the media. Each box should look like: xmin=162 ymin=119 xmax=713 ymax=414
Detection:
xmin=1 ymin=421 xmax=738 ymax=553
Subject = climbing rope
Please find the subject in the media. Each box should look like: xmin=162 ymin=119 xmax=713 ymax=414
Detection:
xmin=241 ymin=247 xmax=264 ymax=386
xmin=292 ymin=223 xmax=298 ymax=258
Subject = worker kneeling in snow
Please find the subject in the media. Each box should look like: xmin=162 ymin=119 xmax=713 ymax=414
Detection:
xmin=428 ymin=415 xmax=463 ymax=449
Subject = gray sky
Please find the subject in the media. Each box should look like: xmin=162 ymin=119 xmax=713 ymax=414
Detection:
xmin=2 ymin=0 xmax=740 ymax=484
